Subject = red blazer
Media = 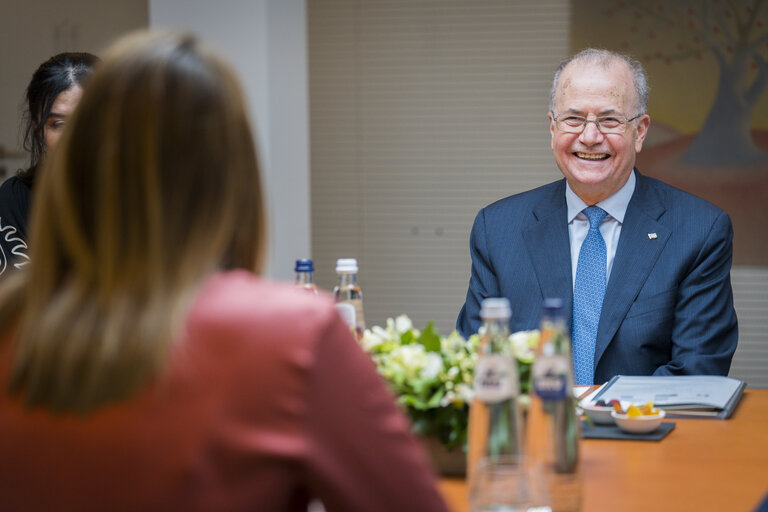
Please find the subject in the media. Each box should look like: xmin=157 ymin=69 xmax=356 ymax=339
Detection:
xmin=0 ymin=271 xmax=449 ymax=512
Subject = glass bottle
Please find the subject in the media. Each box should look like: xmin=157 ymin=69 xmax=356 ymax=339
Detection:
xmin=294 ymin=259 xmax=318 ymax=294
xmin=526 ymin=298 xmax=581 ymax=512
xmin=332 ymin=258 xmax=365 ymax=338
xmin=467 ymin=298 xmax=523 ymax=479
xmin=334 ymin=303 xmax=357 ymax=334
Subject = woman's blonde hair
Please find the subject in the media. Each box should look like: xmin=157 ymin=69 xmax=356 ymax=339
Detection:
xmin=0 ymin=31 xmax=266 ymax=412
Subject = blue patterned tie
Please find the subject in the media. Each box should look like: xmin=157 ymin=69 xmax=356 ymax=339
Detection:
xmin=572 ymin=206 xmax=608 ymax=385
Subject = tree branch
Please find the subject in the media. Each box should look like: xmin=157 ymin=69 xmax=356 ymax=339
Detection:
xmin=746 ymin=53 xmax=768 ymax=107
xmin=748 ymin=32 xmax=768 ymax=52
xmin=635 ymin=2 xmax=685 ymax=28
xmin=726 ymin=0 xmax=746 ymax=36
xmin=623 ymin=1 xmax=720 ymax=52
xmin=700 ymin=0 xmax=729 ymax=67
xmin=712 ymin=6 xmax=737 ymax=45
xmin=738 ymin=0 xmax=768 ymax=46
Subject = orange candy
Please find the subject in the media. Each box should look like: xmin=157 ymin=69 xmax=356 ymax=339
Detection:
xmin=613 ymin=401 xmax=659 ymax=416
xmin=638 ymin=401 xmax=659 ymax=415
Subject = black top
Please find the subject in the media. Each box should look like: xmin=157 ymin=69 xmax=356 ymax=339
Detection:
xmin=0 ymin=176 xmax=31 ymax=275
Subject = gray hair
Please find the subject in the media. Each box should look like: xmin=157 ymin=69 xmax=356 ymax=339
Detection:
xmin=549 ymin=48 xmax=649 ymax=116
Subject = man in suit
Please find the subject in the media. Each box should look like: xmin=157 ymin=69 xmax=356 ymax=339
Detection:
xmin=456 ymin=48 xmax=738 ymax=384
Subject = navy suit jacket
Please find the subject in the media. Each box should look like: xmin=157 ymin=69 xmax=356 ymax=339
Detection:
xmin=457 ymin=171 xmax=738 ymax=384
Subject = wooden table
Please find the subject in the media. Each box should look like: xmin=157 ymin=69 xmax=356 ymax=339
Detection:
xmin=439 ymin=389 xmax=768 ymax=512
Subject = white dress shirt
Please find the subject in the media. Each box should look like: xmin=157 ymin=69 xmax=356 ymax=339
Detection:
xmin=565 ymin=170 xmax=636 ymax=287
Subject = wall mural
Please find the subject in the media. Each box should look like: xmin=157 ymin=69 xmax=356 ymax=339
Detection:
xmin=572 ymin=0 xmax=768 ymax=265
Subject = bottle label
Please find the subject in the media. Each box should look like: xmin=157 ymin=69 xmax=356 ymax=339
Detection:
xmin=534 ymin=373 xmax=567 ymax=400
xmin=532 ymin=356 xmax=569 ymax=400
xmin=474 ymin=355 xmax=518 ymax=403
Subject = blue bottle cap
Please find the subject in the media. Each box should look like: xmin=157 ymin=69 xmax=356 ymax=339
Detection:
xmin=542 ymin=297 xmax=564 ymax=311
xmin=295 ymin=259 xmax=314 ymax=272
xmin=541 ymin=297 xmax=566 ymax=319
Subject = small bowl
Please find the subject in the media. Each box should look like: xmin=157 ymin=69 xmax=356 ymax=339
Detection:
xmin=581 ymin=403 xmax=616 ymax=425
xmin=611 ymin=409 xmax=666 ymax=434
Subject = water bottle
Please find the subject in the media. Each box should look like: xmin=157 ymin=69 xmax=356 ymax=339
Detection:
xmin=467 ymin=298 xmax=523 ymax=478
xmin=334 ymin=303 xmax=357 ymax=333
xmin=294 ymin=259 xmax=318 ymax=294
xmin=526 ymin=298 xmax=581 ymax=512
xmin=333 ymin=258 xmax=365 ymax=338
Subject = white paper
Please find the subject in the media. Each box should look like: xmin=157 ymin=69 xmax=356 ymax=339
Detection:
xmin=588 ymin=375 xmax=743 ymax=410
xmin=572 ymin=385 xmax=591 ymax=399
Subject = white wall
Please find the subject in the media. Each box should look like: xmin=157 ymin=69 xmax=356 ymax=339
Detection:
xmin=149 ymin=0 xmax=311 ymax=281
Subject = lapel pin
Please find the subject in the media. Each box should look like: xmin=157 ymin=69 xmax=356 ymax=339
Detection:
xmin=648 ymin=233 xmax=658 ymax=240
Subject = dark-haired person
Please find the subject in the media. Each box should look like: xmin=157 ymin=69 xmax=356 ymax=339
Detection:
xmin=0 ymin=31 xmax=449 ymax=512
xmin=0 ymin=52 xmax=98 ymax=276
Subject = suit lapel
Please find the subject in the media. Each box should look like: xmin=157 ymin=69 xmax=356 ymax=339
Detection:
xmin=523 ymin=180 xmax=573 ymax=317
xmin=594 ymin=172 xmax=671 ymax=364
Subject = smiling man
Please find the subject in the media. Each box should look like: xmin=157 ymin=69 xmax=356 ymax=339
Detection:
xmin=457 ymin=49 xmax=738 ymax=384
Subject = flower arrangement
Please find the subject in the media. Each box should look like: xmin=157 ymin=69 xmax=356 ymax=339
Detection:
xmin=361 ymin=315 xmax=539 ymax=451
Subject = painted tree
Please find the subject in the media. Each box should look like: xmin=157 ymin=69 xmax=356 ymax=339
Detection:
xmin=607 ymin=0 xmax=768 ymax=166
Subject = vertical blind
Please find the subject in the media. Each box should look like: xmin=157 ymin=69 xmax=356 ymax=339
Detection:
xmin=307 ymin=0 xmax=767 ymax=387
xmin=731 ymin=269 xmax=768 ymax=388
xmin=308 ymin=0 xmax=570 ymax=330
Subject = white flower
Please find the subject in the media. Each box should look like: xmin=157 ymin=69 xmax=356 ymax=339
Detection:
xmin=372 ymin=325 xmax=390 ymax=340
xmin=388 ymin=344 xmax=428 ymax=379
xmin=421 ymin=352 xmax=443 ymax=380
xmin=361 ymin=329 xmax=385 ymax=351
xmin=510 ymin=329 xmax=538 ymax=364
xmin=395 ymin=314 xmax=414 ymax=334
xmin=360 ymin=315 xmax=537 ymax=451
xmin=456 ymin=383 xmax=474 ymax=403
xmin=440 ymin=387 xmax=471 ymax=408
xmin=443 ymin=331 xmax=467 ymax=352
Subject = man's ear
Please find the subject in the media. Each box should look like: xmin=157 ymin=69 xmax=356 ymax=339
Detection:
xmin=548 ymin=111 xmax=556 ymax=150
xmin=634 ymin=114 xmax=651 ymax=153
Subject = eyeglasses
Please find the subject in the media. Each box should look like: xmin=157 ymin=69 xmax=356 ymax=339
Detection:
xmin=551 ymin=113 xmax=643 ymax=134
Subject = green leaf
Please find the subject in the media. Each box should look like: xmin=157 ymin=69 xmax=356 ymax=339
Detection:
xmin=400 ymin=394 xmax=430 ymax=410
xmin=426 ymin=388 xmax=445 ymax=408
xmin=417 ymin=320 xmax=441 ymax=352
xmin=378 ymin=341 xmax=399 ymax=353
xmin=401 ymin=330 xmax=414 ymax=345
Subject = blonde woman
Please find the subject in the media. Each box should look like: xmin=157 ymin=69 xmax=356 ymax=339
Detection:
xmin=0 ymin=32 xmax=448 ymax=512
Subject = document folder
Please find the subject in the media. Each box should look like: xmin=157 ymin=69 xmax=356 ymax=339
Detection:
xmin=587 ymin=375 xmax=746 ymax=419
